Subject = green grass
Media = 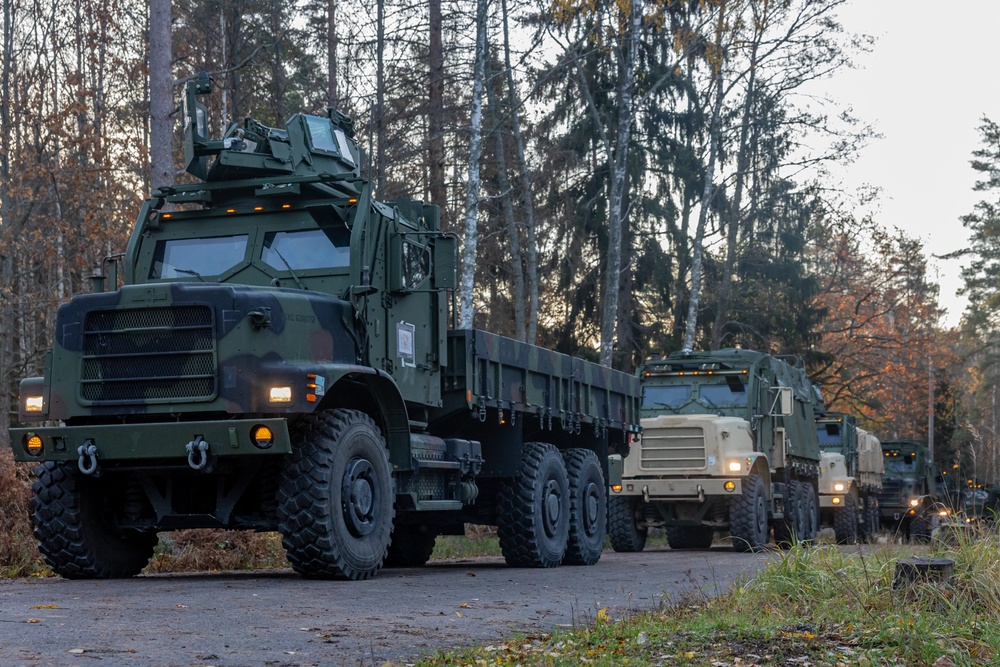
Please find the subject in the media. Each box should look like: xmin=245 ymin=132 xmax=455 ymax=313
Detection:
xmin=399 ymin=524 xmax=1000 ymax=667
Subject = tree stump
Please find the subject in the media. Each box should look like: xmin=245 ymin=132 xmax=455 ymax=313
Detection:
xmin=892 ymin=557 xmax=955 ymax=589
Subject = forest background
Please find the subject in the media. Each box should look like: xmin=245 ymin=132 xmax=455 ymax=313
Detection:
xmin=1 ymin=0 xmax=1000 ymax=495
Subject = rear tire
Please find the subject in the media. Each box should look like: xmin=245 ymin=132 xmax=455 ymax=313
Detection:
xmin=561 ymin=449 xmax=606 ymax=566
xmin=909 ymin=515 xmax=931 ymax=543
xmin=834 ymin=494 xmax=859 ymax=544
xmin=801 ymin=483 xmax=819 ymax=545
xmin=608 ymin=495 xmax=647 ymax=553
xmin=773 ymin=480 xmax=801 ymax=549
xmin=496 ymin=443 xmax=569 ymax=568
xmin=730 ymin=474 xmax=768 ymax=552
xmin=384 ymin=524 xmax=436 ymax=567
xmin=278 ymin=409 xmax=394 ymax=580
xmin=32 ymin=462 xmax=157 ymax=579
xmin=666 ymin=526 xmax=714 ymax=549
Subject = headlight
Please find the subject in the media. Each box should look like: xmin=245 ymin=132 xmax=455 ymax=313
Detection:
xmin=909 ymin=498 xmax=920 ymax=507
xmin=24 ymin=395 xmax=45 ymax=412
xmin=728 ymin=461 xmax=742 ymax=472
xmin=833 ymin=483 xmax=845 ymax=492
xmin=269 ymin=386 xmax=292 ymax=403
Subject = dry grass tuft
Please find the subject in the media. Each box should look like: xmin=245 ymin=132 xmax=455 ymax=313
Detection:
xmin=145 ymin=529 xmax=289 ymax=574
xmin=0 ymin=450 xmax=45 ymax=576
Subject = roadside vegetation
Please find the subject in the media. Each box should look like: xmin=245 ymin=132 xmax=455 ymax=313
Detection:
xmin=400 ymin=525 xmax=1000 ymax=667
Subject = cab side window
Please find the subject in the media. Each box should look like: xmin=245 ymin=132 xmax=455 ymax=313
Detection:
xmin=402 ymin=240 xmax=430 ymax=290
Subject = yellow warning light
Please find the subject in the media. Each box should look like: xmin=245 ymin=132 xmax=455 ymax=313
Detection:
xmin=252 ymin=425 xmax=274 ymax=449
xmin=25 ymin=434 xmax=43 ymax=456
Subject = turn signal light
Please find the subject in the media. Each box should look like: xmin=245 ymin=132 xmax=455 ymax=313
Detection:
xmin=252 ymin=425 xmax=274 ymax=449
xmin=832 ymin=496 xmax=842 ymax=505
xmin=25 ymin=434 xmax=43 ymax=456
xmin=724 ymin=481 xmax=736 ymax=492
xmin=611 ymin=484 xmax=622 ymax=493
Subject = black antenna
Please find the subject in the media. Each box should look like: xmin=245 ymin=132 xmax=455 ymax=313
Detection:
xmin=367 ymin=103 xmax=375 ymax=196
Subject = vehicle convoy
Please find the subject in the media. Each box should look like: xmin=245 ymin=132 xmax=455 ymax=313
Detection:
xmin=9 ymin=74 xmax=641 ymax=580
xmin=814 ymin=413 xmax=883 ymax=544
xmin=607 ymin=349 xmax=823 ymax=553
xmin=877 ymin=440 xmax=939 ymax=541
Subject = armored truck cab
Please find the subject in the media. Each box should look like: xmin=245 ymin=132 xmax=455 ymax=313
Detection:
xmin=877 ymin=440 xmax=938 ymax=541
xmin=814 ymin=414 xmax=883 ymax=543
xmin=10 ymin=74 xmax=641 ymax=580
xmin=607 ymin=349 xmax=822 ymax=552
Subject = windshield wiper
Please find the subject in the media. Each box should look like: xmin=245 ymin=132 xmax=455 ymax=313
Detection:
xmin=271 ymin=246 xmax=306 ymax=290
xmin=174 ymin=268 xmax=207 ymax=282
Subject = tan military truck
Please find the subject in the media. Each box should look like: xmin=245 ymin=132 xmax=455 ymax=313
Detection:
xmin=815 ymin=413 xmax=883 ymax=543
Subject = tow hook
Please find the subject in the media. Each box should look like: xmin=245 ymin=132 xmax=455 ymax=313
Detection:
xmin=77 ymin=442 xmax=99 ymax=475
xmin=186 ymin=436 xmax=210 ymax=471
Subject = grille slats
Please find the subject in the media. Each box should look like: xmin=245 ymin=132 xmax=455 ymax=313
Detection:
xmin=80 ymin=305 xmax=217 ymax=404
xmin=640 ymin=426 xmax=707 ymax=470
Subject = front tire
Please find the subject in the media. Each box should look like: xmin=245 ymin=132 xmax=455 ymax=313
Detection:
xmin=278 ymin=409 xmax=394 ymax=580
xmin=730 ymin=474 xmax=768 ymax=552
xmin=834 ymin=494 xmax=859 ymax=544
xmin=32 ymin=462 xmax=157 ymax=579
xmin=497 ymin=442 xmax=569 ymax=568
xmin=608 ymin=495 xmax=647 ymax=553
xmin=801 ymin=482 xmax=819 ymax=545
xmin=562 ymin=449 xmax=606 ymax=566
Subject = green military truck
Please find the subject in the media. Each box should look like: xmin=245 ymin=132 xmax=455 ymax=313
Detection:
xmin=9 ymin=74 xmax=641 ymax=580
xmin=607 ymin=349 xmax=822 ymax=552
xmin=814 ymin=413 xmax=883 ymax=544
xmin=877 ymin=440 xmax=938 ymax=541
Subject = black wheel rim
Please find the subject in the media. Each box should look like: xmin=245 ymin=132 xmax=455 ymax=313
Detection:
xmin=583 ymin=480 xmax=600 ymax=536
xmin=342 ymin=457 xmax=380 ymax=537
xmin=542 ymin=478 xmax=562 ymax=538
xmin=755 ymin=493 xmax=767 ymax=537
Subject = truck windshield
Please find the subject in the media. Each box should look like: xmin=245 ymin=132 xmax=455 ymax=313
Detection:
xmin=150 ymin=235 xmax=249 ymax=279
xmin=816 ymin=424 xmax=842 ymax=446
xmin=262 ymin=228 xmax=351 ymax=271
xmin=698 ymin=383 xmax=747 ymax=407
xmin=885 ymin=455 xmax=917 ymax=473
xmin=642 ymin=384 xmax=690 ymax=408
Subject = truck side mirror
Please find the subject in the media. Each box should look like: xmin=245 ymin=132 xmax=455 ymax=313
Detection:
xmin=433 ymin=236 xmax=457 ymax=290
xmin=769 ymin=386 xmax=793 ymax=417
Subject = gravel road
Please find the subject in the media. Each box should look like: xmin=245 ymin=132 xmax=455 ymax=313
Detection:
xmin=0 ymin=546 xmax=772 ymax=667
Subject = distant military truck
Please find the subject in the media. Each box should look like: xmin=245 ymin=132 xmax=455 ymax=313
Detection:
xmin=607 ymin=349 xmax=822 ymax=553
xmin=877 ymin=440 xmax=938 ymax=541
xmin=9 ymin=74 xmax=641 ymax=580
xmin=814 ymin=413 xmax=883 ymax=544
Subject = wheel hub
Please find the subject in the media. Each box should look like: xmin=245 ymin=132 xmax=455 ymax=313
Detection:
xmin=543 ymin=479 xmax=562 ymax=537
xmin=583 ymin=482 xmax=600 ymax=535
xmin=342 ymin=457 xmax=379 ymax=537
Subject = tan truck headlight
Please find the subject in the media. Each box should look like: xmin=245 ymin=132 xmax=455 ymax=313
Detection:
xmin=728 ymin=461 xmax=742 ymax=472
xmin=834 ymin=483 xmax=845 ymax=492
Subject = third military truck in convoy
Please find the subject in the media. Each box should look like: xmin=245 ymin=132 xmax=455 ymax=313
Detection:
xmin=877 ymin=440 xmax=939 ymax=541
xmin=607 ymin=349 xmax=822 ymax=552
xmin=814 ymin=413 xmax=883 ymax=543
xmin=9 ymin=74 xmax=640 ymax=580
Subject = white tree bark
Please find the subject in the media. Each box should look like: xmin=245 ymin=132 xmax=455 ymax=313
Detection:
xmin=149 ymin=0 xmax=172 ymax=195
xmin=598 ymin=0 xmax=641 ymax=368
xmin=458 ymin=0 xmax=488 ymax=330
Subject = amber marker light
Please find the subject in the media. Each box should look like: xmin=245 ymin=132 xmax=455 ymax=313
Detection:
xmin=349 ymin=198 xmax=358 ymax=204
xmin=282 ymin=204 xmax=292 ymax=209
xmin=724 ymin=481 xmax=736 ymax=492
xmin=611 ymin=484 xmax=622 ymax=493
xmin=254 ymin=206 xmax=264 ymax=212
xmin=832 ymin=497 xmax=842 ymax=505
xmin=227 ymin=208 xmax=237 ymax=214
xmin=252 ymin=425 xmax=274 ymax=449
xmin=25 ymin=434 xmax=43 ymax=456
xmin=162 ymin=213 xmax=173 ymax=219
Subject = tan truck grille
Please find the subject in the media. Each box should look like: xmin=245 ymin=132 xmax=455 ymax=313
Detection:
xmin=640 ymin=426 xmax=706 ymax=470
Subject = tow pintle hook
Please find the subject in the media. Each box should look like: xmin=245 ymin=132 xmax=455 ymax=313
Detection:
xmin=77 ymin=442 xmax=99 ymax=475
xmin=186 ymin=436 xmax=210 ymax=471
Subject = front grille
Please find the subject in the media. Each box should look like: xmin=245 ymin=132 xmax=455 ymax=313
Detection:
xmin=878 ymin=478 xmax=903 ymax=506
xmin=80 ymin=305 xmax=217 ymax=404
xmin=640 ymin=426 xmax=706 ymax=470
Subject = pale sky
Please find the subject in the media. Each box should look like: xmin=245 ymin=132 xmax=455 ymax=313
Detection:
xmin=821 ymin=0 xmax=999 ymax=328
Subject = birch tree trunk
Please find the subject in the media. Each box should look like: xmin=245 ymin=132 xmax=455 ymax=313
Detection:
xmin=458 ymin=0 xmax=487 ymax=330
xmin=711 ymin=13 xmax=760 ymax=350
xmin=598 ymin=0 xmax=641 ymax=368
xmin=375 ymin=0 xmax=386 ymax=194
xmin=682 ymin=3 xmax=729 ymax=353
xmin=486 ymin=56 xmax=526 ymax=340
xmin=149 ymin=0 xmax=173 ymax=195
xmin=428 ymin=0 xmax=445 ymax=213
xmin=500 ymin=0 xmax=538 ymax=342
xmin=327 ymin=0 xmax=338 ymax=108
